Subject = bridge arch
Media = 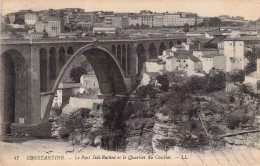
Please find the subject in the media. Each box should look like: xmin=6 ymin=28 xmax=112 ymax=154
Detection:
xmin=177 ymin=40 xmax=182 ymax=45
xmin=43 ymin=44 xmax=127 ymax=120
xmin=148 ymin=43 xmax=157 ymax=59
xmin=40 ymin=48 xmax=48 ymax=92
xmin=1 ymin=49 xmax=28 ymax=133
xmin=159 ymin=42 xmax=166 ymax=55
xmin=49 ymin=47 xmax=57 ymax=81
xmin=116 ymin=45 xmax=121 ymax=63
xmin=67 ymin=46 xmax=74 ymax=59
xmin=111 ymin=45 xmax=116 ymax=55
xmin=58 ymin=47 xmax=66 ymax=69
xmin=127 ymin=44 xmax=131 ymax=75
xmin=122 ymin=44 xmax=126 ymax=72
xmin=136 ymin=43 xmax=146 ymax=76
xmin=169 ymin=41 xmax=173 ymax=49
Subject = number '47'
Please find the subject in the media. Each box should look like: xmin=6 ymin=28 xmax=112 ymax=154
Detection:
xmin=14 ymin=156 xmax=19 ymax=160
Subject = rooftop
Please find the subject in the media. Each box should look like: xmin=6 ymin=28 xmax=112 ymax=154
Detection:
xmin=144 ymin=71 xmax=161 ymax=77
xmin=245 ymin=71 xmax=257 ymax=78
xmin=193 ymin=48 xmax=218 ymax=51
xmin=58 ymin=83 xmax=82 ymax=89
xmin=175 ymin=54 xmax=189 ymax=59
xmin=202 ymin=54 xmax=219 ymax=58
xmin=189 ymin=55 xmax=201 ymax=62
xmin=224 ymin=36 xmax=260 ymax=41
xmin=147 ymin=58 xmax=162 ymax=63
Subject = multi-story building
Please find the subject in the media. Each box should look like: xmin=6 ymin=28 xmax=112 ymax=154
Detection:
xmin=24 ymin=12 xmax=38 ymax=25
xmin=46 ymin=17 xmax=64 ymax=37
xmin=128 ymin=13 xmax=142 ymax=27
xmin=80 ymin=72 xmax=99 ymax=90
xmin=105 ymin=15 xmax=128 ymax=28
xmin=193 ymin=49 xmax=225 ymax=73
xmin=197 ymin=17 xmax=204 ymax=25
xmin=93 ymin=26 xmax=116 ymax=35
xmin=140 ymin=10 xmax=154 ymax=27
xmin=7 ymin=13 xmax=16 ymax=23
xmin=153 ymin=13 xmax=164 ymax=27
xmin=163 ymin=12 xmax=197 ymax=27
xmin=218 ymin=39 xmax=245 ymax=72
xmin=76 ymin=13 xmax=96 ymax=24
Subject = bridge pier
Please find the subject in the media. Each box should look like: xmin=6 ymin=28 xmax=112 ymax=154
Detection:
xmin=130 ymin=44 xmax=138 ymax=90
xmin=28 ymin=46 xmax=42 ymax=125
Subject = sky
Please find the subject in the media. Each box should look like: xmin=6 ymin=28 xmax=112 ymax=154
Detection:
xmin=1 ymin=0 xmax=260 ymax=20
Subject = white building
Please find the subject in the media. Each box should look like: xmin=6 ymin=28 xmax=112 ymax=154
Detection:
xmin=80 ymin=72 xmax=99 ymax=90
xmin=24 ymin=12 xmax=38 ymax=25
xmin=46 ymin=17 xmax=64 ymax=37
xmin=93 ymin=27 xmax=116 ymax=35
xmin=128 ymin=14 xmax=142 ymax=27
xmin=52 ymin=83 xmax=82 ymax=108
xmin=193 ymin=49 xmax=226 ymax=73
xmin=244 ymin=57 xmax=260 ymax=93
xmin=145 ymin=59 xmax=165 ymax=73
xmin=218 ymin=39 xmax=245 ymax=72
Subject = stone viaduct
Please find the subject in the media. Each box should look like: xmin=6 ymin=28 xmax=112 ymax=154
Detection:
xmin=0 ymin=36 xmax=186 ymax=134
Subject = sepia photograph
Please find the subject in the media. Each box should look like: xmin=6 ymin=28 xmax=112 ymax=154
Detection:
xmin=0 ymin=0 xmax=260 ymax=165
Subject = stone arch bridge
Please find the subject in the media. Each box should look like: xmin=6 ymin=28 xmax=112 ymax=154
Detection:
xmin=0 ymin=37 xmax=186 ymax=134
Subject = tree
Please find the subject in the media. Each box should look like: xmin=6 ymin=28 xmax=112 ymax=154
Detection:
xmin=204 ymin=17 xmax=222 ymax=27
xmin=244 ymin=48 xmax=260 ymax=74
xmin=183 ymin=23 xmax=190 ymax=33
xmin=156 ymin=75 xmax=169 ymax=91
xmin=136 ymin=84 xmax=158 ymax=99
xmin=5 ymin=16 xmax=10 ymax=24
xmin=70 ymin=67 xmax=87 ymax=83
xmin=42 ymin=29 xmax=48 ymax=38
xmin=156 ymin=139 xmax=176 ymax=155
xmin=135 ymin=23 xmax=140 ymax=29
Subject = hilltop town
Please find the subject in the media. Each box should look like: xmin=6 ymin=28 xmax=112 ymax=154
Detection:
xmin=1 ymin=7 xmax=260 ymax=162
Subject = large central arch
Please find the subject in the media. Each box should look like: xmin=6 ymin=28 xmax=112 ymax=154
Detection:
xmin=43 ymin=44 xmax=127 ymax=120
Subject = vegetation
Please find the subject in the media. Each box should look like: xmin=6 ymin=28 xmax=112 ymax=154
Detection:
xmin=136 ymin=84 xmax=158 ymax=99
xmin=156 ymin=139 xmax=176 ymax=155
xmin=244 ymin=48 xmax=260 ymax=75
xmin=225 ymin=110 xmax=253 ymax=129
xmin=101 ymin=98 xmax=127 ymax=151
xmin=183 ymin=23 xmax=190 ymax=33
xmin=70 ymin=66 xmax=87 ymax=83
xmin=156 ymin=75 xmax=169 ymax=92
xmin=59 ymin=108 xmax=91 ymax=144
xmin=203 ymin=17 xmax=222 ymax=27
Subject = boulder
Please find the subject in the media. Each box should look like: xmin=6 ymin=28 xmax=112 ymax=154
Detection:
xmin=81 ymin=137 xmax=91 ymax=145
xmin=254 ymin=143 xmax=260 ymax=149
xmin=234 ymin=139 xmax=243 ymax=145
xmin=94 ymin=135 xmax=102 ymax=146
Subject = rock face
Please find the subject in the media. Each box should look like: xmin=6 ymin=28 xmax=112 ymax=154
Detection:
xmin=125 ymin=118 xmax=155 ymax=154
xmin=152 ymin=113 xmax=179 ymax=152
xmin=50 ymin=102 xmax=104 ymax=147
xmin=224 ymin=115 xmax=260 ymax=149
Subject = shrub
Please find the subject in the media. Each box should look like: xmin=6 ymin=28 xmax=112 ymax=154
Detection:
xmin=70 ymin=67 xmax=87 ymax=83
xmin=156 ymin=138 xmax=176 ymax=155
xmin=156 ymin=75 xmax=169 ymax=92
xmin=58 ymin=127 xmax=70 ymax=139
xmin=226 ymin=114 xmax=241 ymax=129
xmin=229 ymin=96 xmax=235 ymax=102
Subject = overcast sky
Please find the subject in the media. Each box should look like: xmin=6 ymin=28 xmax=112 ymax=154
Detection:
xmin=1 ymin=0 xmax=260 ymax=20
